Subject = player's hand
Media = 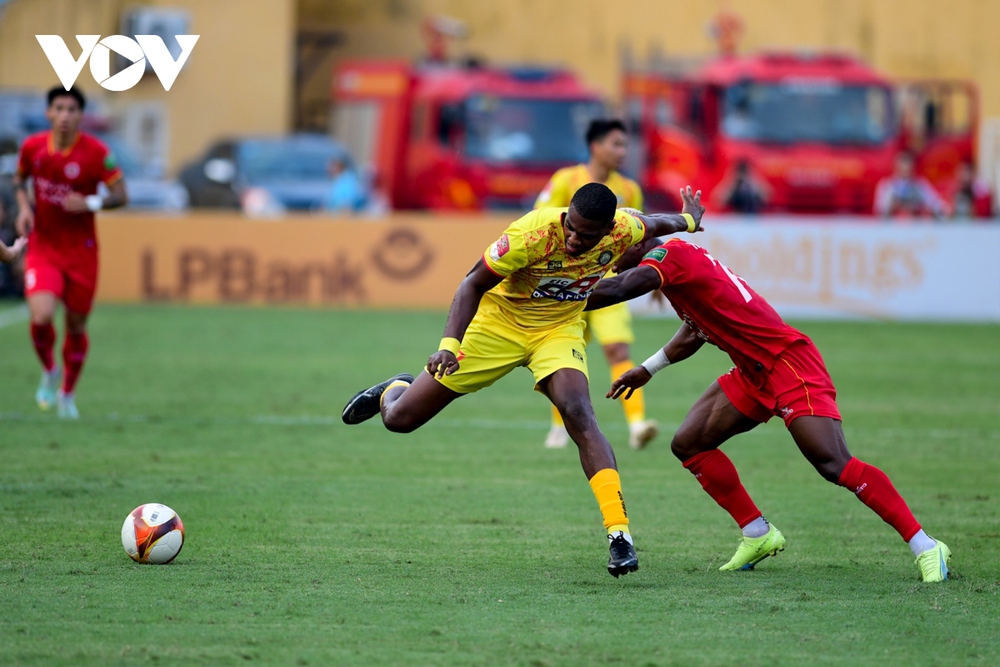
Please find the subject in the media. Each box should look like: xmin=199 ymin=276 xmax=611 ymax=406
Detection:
xmin=426 ymin=350 xmax=459 ymax=379
xmin=15 ymin=207 xmax=34 ymax=236
xmin=607 ymin=366 xmax=653 ymax=400
xmin=0 ymin=236 xmax=28 ymax=262
xmin=680 ymin=186 xmax=705 ymax=231
xmin=62 ymin=192 xmax=89 ymax=213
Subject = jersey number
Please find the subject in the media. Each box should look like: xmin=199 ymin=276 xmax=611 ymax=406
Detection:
xmin=704 ymin=252 xmax=753 ymax=303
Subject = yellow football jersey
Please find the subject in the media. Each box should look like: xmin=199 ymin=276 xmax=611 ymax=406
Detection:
xmin=534 ymin=164 xmax=644 ymax=211
xmin=481 ymin=207 xmax=646 ymax=328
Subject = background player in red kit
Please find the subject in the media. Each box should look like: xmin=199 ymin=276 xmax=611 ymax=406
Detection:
xmin=586 ymin=232 xmax=952 ymax=583
xmin=13 ymin=86 xmax=128 ymax=418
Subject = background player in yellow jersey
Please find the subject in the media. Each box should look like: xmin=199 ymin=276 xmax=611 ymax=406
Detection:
xmin=343 ymin=183 xmax=705 ymax=578
xmin=535 ymin=119 xmax=658 ymax=451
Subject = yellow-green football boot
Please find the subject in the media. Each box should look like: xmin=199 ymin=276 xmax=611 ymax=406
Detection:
xmin=720 ymin=524 xmax=786 ymax=571
xmin=915 ymin=540 xmax=951 ymax=582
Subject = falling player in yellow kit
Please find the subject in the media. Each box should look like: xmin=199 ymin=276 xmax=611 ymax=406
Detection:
xmin=343 ymin=183 xmax=705 ymax=577
xmin=535 ymin=119 xmax=658 ymax=451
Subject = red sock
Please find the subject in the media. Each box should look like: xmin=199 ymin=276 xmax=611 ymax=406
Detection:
xmin=30 ymin=322 xmax=56 ymax=372
xmin=62 ymin=332 xmax=89 ymax=394
xmin=837 ymin=457 xmax=921 ymax=541
xmin=683 ymin=450 xmax=762 ymax=528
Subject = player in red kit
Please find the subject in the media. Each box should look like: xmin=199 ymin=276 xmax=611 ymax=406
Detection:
xmin=13 ymin=86 xmax=128 ymax=418
xmin=586 ymin=231 xmax=951 ymax=583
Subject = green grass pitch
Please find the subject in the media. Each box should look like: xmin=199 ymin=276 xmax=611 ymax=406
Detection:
xmin=1 ymin=304 xmax=998 ymax=666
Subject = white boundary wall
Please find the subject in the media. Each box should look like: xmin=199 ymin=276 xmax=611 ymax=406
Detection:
xmin=631 ymin=217 xmax=1000 ymax=322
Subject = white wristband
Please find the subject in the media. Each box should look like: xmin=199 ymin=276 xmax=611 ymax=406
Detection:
xmin=85 ymin=195 xmax=103 ymax=212
xmin=641 ymin=348 xmax=671 ymax=376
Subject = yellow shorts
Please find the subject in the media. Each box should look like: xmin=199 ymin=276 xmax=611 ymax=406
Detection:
xmin=585 ymin=301 xmax=634 ymax=346
xmin=437 ymin=296 xmax=589 ymax=394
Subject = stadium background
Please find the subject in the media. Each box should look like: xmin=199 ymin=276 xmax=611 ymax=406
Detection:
xmin=2 ymin=0 xmax=1000 ymax=174
xmin=0 ymin=0 xmax=998 ymax=318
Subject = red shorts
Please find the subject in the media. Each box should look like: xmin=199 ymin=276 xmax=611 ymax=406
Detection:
xmin=718 ymin=340 xmax=841 ymax=428
xmin=24 ymin=249 xmax=99 ymax=314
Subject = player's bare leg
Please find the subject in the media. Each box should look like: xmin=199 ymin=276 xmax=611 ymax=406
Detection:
xmin=670 ymin=381 xmax=759 ymax=461
xmin=343 ymin=369 xmax=462 ymax=431
xmin=787 ymin=415 xmax=950 ymax=581
xmin=671 ymin=381 xmax=786 ymax=571
xmin=57 ymin=309 xmax=89 ymax=419
xmin=603 ymin=342 xmax=658 ymax=450
xmin=540 ymin=368 xmax=638 ymax=577
xmin=380 ymin=371 xmax=462 ymax=433
xmin=542 ymin=369 xmax=617 ymax=477
xmin=27 ymin=292 xmax=60 ymax=410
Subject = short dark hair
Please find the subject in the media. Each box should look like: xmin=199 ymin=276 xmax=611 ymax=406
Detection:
xmin=570 ymin=182 xmax=618 ymax=223
xmin=585 ymin=118 xmax=627 ymax=146
xmin=47 ymin=85 xmax=86 ymax=110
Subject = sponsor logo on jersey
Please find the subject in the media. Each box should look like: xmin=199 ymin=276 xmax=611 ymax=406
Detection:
xmin=643 ymin=247 xmax=667 ymax=262
xmin=489 ymin=234 xmax=510 ymax=262
xmin=104 ymin=153 xmax=117 ymax=170
xmin=531 ymin=273 xmax=603 ymax=301
xmin=681 ymin=313 xmax=712 ymax=342
xmin=63 ymin=162 xmax=80 ymax=179
xmin=597 ymin=250 xmax=613 ymax=266
xmin=547 ymin=260 xmax=562 ymax=270
xmin=572 ymin=348 xmax=584 ymax=362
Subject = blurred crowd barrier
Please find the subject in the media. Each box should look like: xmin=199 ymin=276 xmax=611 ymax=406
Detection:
xmin=95 ymin=213 xmax=1000 ymax=322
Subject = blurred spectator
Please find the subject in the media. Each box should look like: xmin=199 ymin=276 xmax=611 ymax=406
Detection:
xmin=323 ymin=157 xmax=368 ymax=213
xmin=949 ymin=161 xmax=993 ymax=219
xmin=874 ymin=152 xmax=946 ymax=218
xmin=715 ymin=159 xmax=769 ymax=213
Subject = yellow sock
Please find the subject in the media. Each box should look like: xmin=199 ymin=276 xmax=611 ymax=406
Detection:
xmin=611 ymin=360 xmax=645 ymax=425
xmin=551 ymin=404 xmax=564 ymax=427
xmin=589 ymin=468 xmax=630 ymax=533
xmin=380 ymin=379 xmax=410 ymax=406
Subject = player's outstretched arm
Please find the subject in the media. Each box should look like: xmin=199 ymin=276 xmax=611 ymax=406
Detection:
xmin=607 ymin=323 xmax=704 ymax=400
xmin=426 ymin=259 xmax=504 ymax=379
xmin=585 ymin=265 xmax=662 ymax=311
xmin=631 ymin=186 xmax=706 ymax=240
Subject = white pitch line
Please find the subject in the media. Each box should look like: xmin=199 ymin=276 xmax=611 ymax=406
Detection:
xmin=0 ymin=305 xmax=28 ymax=330
xmin=0 ymin=411 xmax=654 ymax=433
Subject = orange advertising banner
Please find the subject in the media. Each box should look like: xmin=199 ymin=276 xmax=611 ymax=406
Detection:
xmin=96 ymin=213 xmax=512 ymax=308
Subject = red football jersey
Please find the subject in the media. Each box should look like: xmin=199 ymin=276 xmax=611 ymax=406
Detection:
xmin=639 ymin=239 xmax=808 ymax=385
xmin=17 ymin=131 xmax=122 ymax=255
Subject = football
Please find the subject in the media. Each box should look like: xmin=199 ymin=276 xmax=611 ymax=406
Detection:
xmin=121 ymin=503 xmax=185 ymax=564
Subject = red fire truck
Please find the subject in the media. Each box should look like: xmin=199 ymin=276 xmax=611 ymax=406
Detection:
xmin=624 ymin=52 xmax=978 ymax=213
xmin=332 ymin=60 xmax=604 ymax=210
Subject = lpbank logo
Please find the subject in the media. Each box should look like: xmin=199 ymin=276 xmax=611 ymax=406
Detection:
xmin=36 ymin=34 xmax=199 ymax=92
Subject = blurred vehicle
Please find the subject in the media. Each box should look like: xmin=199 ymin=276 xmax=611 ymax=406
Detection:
xmin=623 ymin=52 xmax=978 ymax=213
xmin=332 ymin=60 xmax=604 ymax=210
xmin=178 ymin=134 xmax=352 ymax=215
xmin=98 ymin=136 xmax=188 ymax=211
